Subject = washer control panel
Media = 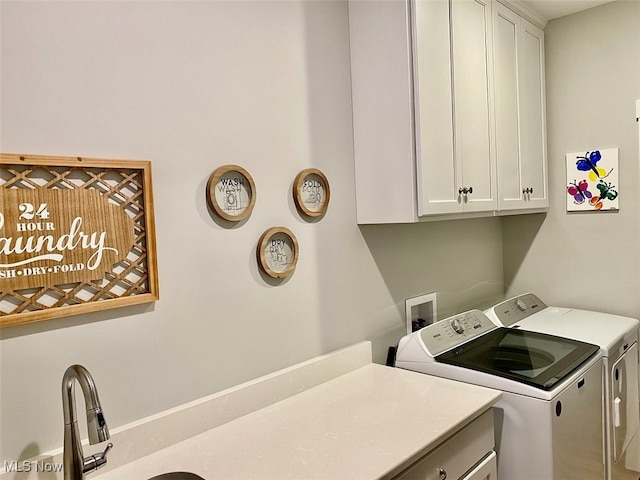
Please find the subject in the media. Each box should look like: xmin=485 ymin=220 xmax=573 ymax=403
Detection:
xmin=489 ymin=293 xmax=547 ymax=326
xmin=419 ymin=310 xmax=498 ymax=356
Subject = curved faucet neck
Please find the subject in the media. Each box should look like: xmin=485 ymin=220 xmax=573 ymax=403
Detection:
xmin=63 ymin=365 xmax=100 ymax=426
xmin=62 ymin=364 xmax=111 ymax=480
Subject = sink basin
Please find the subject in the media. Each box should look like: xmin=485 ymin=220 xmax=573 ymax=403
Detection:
xmin=148 ymin=473 xmax=205 ymax=480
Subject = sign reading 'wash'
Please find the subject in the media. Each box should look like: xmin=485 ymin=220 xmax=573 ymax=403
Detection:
xmin=0 ymin=188 xmax=135 ymax=290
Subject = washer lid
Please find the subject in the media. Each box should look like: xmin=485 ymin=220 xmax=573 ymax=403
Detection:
xmin=514 ymin=308 xmax=639 ymax=354
xmin=436 ymin=328 xmax=600 ymax=391
xmin=486 ymin=293 xmax=640 ymax=353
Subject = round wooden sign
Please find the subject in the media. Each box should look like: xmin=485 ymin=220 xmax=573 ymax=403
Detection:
xmin=293 ymin=168 xmax=330 ymax=217
xmin=206 ymin=165 xmax=256 ymax=222
xmin=257 ymin=227 xmax=299 ymax=279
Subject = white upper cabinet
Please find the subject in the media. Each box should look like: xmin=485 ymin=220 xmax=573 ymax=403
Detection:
xmin=348 ymin=0 xmax=547 ymax=224
xmin=415 ymin=0 xmax=497 ymax=216
xmin=348 ymin=0 xmax=419 ymax=224
xmin=449 ymin=0 xmax=497 ymax=214
xmin=412 ymin=0 xmax=457 ymax=216
xmin=494 ymin=2 xmax=548 ymax=211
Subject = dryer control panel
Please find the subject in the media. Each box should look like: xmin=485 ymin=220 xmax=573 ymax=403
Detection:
xmin=419 ymin=310 xmax=498 ymax=356
xmin=489 ymin=293 xmax=547 ymax=326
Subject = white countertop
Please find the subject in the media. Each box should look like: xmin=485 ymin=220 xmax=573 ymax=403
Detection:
xmin=94 ymin=364 xmax=501 ymax=480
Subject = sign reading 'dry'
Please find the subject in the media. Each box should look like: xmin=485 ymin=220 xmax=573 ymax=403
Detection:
xmin=0 ymin=188 xmax=135 ymax=290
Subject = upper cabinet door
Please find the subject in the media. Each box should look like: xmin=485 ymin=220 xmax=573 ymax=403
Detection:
xmin=413 ymin=0 xmax=459 ymax=216
xmin=451 ymin=0 xmax=498 ymax=213
xmin=494 ymin=5 xmax=521 ymax=209
xmin=494 ymin=2 xmax=548 ymax=210
xmin=518 ymin=19 xmax=548 ymax=208
xmin=416 ymin=0 xmax=497 ymax=215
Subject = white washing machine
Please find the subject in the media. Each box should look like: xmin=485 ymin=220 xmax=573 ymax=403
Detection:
xmin=485 ymin=293 xmax=640 ymax=480
xmin=395 ymin=310 xmax=605 ymax=480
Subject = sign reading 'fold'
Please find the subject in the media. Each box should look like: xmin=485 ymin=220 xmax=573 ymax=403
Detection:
xmin=0 ymin=188 xmax=135 ymax=290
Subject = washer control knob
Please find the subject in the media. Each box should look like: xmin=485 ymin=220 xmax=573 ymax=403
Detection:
xmin=515 ymin=298 xmax=527 ymax=312
xmin=450 ymin=318 xmax=465 ymax=334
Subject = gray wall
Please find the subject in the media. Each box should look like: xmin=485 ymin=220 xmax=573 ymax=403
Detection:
xmin=0 ymin=1 xmax=504 ymax=463
xmin=502 ymin=0 xmax=640 ymax=316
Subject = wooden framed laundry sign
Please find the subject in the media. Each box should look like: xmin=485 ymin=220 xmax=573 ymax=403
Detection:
xmin=0 ymin=153 xmax=159 ymax=327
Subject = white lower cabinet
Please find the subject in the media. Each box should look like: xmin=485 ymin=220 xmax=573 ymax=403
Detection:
xmin=462 ymin=452 xmax=498 ymax=480
xmin=394 ymin=410 xmax=497 ymax=480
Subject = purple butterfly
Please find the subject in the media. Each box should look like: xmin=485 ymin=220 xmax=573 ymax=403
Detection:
xmin=567 ymin=180 xmax=592 ymax=204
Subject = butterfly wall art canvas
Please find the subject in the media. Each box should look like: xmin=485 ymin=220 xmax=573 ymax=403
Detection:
xmin=566 ymin=148 xmax=619 ymax=212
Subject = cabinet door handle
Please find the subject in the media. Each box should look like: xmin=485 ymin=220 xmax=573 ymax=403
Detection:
xmin=438 ymin=468 xmax=447 ymax=480
xmin=458 ymin=187 xmax=464 ymax=195
xmin=468 ymin=186 xmax=473 ymax=194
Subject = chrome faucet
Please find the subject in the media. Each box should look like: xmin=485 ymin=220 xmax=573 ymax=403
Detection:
xmin=62 ymin=365 xmax=113 ymax=480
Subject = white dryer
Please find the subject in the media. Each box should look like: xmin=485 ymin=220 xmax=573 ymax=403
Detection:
xmin=485 ymin=293 xmax=640 ymax=480
xmin=395 ymin=310 xmax=605 ymax=480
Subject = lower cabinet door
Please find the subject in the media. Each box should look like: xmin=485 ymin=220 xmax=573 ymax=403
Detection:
xmin=393 ymin=411 xmax=496 ymax=480
xmin=462 ymin=451 xmax=497 ymax=480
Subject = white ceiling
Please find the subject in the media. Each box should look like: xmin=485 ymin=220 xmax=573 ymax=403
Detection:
xmin=519 ymin=0 xmax=617 ymax=20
